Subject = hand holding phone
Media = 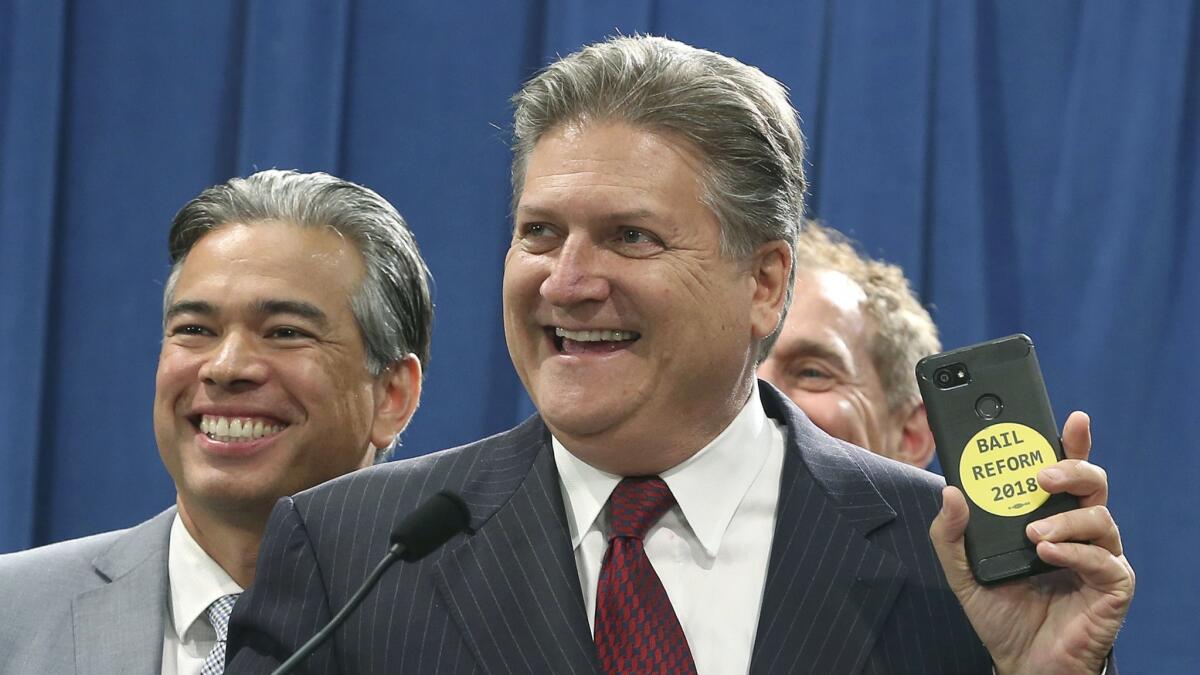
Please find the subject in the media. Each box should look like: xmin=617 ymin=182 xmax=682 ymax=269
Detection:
xmin=920 ymin=335 xmax=1134 ymax=673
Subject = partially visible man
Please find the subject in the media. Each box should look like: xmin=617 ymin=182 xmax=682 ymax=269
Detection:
xmin=0 ymin=170 xmax=432 ymax=674
xmin=758 ymin=220 xmax=940 ymax=467
xmin=228 ymin=37 xmax=1132 ymax=675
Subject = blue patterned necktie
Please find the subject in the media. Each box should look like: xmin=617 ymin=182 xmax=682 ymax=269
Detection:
xmin=200 ymin=593 xmax=240 ymax=675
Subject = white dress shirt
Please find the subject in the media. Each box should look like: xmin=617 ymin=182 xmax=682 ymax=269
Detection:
xmin=554 ymin=384 xmax=786 ymax=675
xmin=161 ymin=514 xmax=244 ymax=675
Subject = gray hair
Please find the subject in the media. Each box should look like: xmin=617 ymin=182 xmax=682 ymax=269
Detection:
xmin=793 ymin=220 xmax=941 ymax=411
xmin=164 ymin=169 xmax=433 ymax=460
xmin=511 ymin=35 xmax=807 ymax=359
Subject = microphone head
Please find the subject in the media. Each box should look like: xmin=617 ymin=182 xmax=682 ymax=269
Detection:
xmin=390 ymin=490 xmax=471 ymax=562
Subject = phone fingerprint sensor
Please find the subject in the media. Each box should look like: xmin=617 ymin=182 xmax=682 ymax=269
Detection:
xmin=975 ymin=394 xmax=1004 ymax=420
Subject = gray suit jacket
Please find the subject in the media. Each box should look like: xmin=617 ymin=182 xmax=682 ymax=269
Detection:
xmin=0 ymin=507 xmax=174 ymax=674
xmin=228 ymin=385 xmax=996 ymax=673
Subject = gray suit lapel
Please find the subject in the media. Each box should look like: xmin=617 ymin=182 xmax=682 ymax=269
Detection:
xmin=74 ymin=508 xmax=173 ymax=675
xmin=434 ymin=417 xmax=600 ymax=674
xmin=750 ymin=385 xmax=907 ymax=675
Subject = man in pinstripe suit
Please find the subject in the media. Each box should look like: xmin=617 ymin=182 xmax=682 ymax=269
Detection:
xmin=227 ymin=37 xmax=1132 ymax=674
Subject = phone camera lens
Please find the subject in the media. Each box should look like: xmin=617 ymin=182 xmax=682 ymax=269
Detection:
xmin=933 ymin=364 xmax=969 ymax=389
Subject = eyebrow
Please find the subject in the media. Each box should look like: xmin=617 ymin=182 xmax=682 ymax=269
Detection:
xmin=164 ymin=300 xmax=215 ymax=323
xmin=252 ymin=299 xmax=330 ymax=329
xmin=163 ymin=298 xmax=330 ymax=330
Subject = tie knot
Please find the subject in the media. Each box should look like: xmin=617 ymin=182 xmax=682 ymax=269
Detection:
xmin=206 ymin=593 xmax=240 ymax=642
xmin=608 ymin=476 xmax=675 ymax=540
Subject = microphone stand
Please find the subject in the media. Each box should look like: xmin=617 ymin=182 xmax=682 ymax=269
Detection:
xmin=271 ymin=542 xmax=406 ymax=675
xmin=268 ymin=490 xmax=469 ymax=675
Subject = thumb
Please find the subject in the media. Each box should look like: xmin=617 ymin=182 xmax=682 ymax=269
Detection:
xmin=929 ymin=485 xmax=975 ymax=593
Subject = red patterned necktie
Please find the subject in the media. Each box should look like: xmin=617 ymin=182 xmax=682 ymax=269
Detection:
xmin=594 ymin=476 xmax=698 ymax=675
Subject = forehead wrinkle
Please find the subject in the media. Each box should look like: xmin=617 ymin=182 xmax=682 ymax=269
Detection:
xmin=517 ymin=203 xmax=659 ymax=225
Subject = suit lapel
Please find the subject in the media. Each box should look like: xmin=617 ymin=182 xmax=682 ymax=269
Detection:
xmin=73 ymin=508 xmax=174 ymax=675
xmin=434 ymin=417 xmax=600 ymax=674
xmin=750 ymin=386 xmax=908 ymax=675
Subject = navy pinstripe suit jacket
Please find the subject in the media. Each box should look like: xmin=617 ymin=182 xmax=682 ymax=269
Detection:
xmin=226 ymin=384 xmax=993 ymax=673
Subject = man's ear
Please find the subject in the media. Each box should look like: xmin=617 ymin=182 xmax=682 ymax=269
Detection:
xmin=895 ymin=400 xmax=936 ymax=468
xmin=369 ymin=354 xmax=423 ymax=451
xmin=750 ymin=240 xmax=792 ymax=341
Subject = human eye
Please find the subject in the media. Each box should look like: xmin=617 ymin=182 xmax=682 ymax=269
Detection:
xmin=266 ymin=325 xmax=313 ymax=340
xmin=515 ymin=221 xmax=561 ymax=253
xmin=166 ymin=323 xmax=213 ymax=338
xmin=791 ymin=363 xmax=836 ymax=391
xmin=164 ymin=321 xmax=216 ymax=347
xmin=621 ymin=228 xmax=652 ymax=244
xmin=614 ymin=227 xmax=664 ymax=255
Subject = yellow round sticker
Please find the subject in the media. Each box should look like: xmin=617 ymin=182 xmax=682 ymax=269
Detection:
xmin=959 ymin=422 xmax=1056 ymax=516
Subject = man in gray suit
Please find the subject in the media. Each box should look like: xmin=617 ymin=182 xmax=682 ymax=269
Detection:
xmin=0 ymin=170 xmax=432 ymax=674
xmin=229 ymin=37 xmax=1133 ymax=674
xmin=758 ymin=220 xmax=941 ymax=468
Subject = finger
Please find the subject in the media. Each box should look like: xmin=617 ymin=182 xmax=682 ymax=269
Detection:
xmin=1038 ymin=459 xmax=1108 ymax=507
xmin=929 ymin=486 xmax=975 ymax=594
xmin=1061 ymin=410 xmax=1092 ymax=461
xmin=1027 ymin=505 xmax=1122 ymax=556
xmin=1035 ymin=540 xmax=1135 ymax=595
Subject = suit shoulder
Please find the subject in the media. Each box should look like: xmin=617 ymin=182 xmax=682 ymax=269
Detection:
xmin=851 ymin=443 xmax=945 ymax=490
xmin=291 ymin=419 xmax=540 ymax=517
xmin=0 ymin=527 xmax=127 ymax=601
xmin=0 ymin=527 xmax=127 ymax=572
xmin=0 ymin=507 xmax=172 ymax=593
xmin=845 ymin=441 xmax=944 ymax=496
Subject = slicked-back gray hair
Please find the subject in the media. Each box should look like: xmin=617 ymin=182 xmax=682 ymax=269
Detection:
xmin=164 ymin=170 xmax=433 ymax=461
xmin=511 ymin=35 xmax=807 ymax=359
xmin=793 ymin=220 xmax=941 ymax=411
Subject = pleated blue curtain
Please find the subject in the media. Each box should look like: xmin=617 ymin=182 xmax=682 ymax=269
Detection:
xmin=1 ymin=1 xmax=1195 ymax=669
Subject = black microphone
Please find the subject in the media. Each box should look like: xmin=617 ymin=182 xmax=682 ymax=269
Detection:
xmin=271 ymin=490 xmax=471 ymax=675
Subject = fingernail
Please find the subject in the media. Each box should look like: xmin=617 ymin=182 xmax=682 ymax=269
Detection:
xmin=1028 ymin=522 xmax=1051 ymax=540
xmin=1041 ymin=468 xmax=1064 ymax=483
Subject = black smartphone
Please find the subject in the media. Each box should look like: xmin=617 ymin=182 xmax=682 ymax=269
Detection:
xmin=916 ymin=334 xmax=1078 ymax=584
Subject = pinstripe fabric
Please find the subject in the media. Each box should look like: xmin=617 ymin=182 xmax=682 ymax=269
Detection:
xmin=750 ymin=388 xmax=992 ymax=673
xmin=227 ymin=385 xmax=995 ymax=674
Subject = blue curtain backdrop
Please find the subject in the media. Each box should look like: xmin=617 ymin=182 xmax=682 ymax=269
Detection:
xmin=1 ymin=0 xmax=1196 ymax=669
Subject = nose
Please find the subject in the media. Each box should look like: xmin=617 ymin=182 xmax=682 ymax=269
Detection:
xmin=539 ymin=236 xmax=611 ymax=306
xmin=198 ymin=330 xmax=269 ymax=389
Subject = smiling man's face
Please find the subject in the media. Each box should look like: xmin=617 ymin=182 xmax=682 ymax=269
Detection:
xmin=503 ymin=121 xmax=787 ymax=474
xmin=758 ymin=268 xmax=895 ymax=454
xmin=154 ymin=220 xmax=398 ymax=522
xmin=758 ymin=267 xmax=934 ymax=467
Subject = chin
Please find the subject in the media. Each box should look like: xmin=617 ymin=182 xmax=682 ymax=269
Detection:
xmin=541 ymin=402 xmax=632 ymax=439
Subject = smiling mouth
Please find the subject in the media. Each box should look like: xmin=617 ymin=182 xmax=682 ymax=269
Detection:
xmin=550 ymin=327 xmax=641 ymax=354
xmin=195 ymin=414 xmax=287 ymax=443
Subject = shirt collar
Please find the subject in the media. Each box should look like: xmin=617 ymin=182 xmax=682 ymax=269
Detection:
xmin=167 ymin=514 xmax=244 ymax=642
xmin=553 ymin=382 xmax=775 ymax=558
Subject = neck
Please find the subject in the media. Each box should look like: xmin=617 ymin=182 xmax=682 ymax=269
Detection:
xmin=556 ymin=379 xmax=758 ymax=476
xmin=176 ymin=497 xmax=268 ymax=589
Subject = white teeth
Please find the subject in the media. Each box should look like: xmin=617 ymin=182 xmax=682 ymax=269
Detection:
xmin=554 ymin=327 xmax=639 ymax=342
xmin=199 ymin=415 xmax=285 ymax=443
